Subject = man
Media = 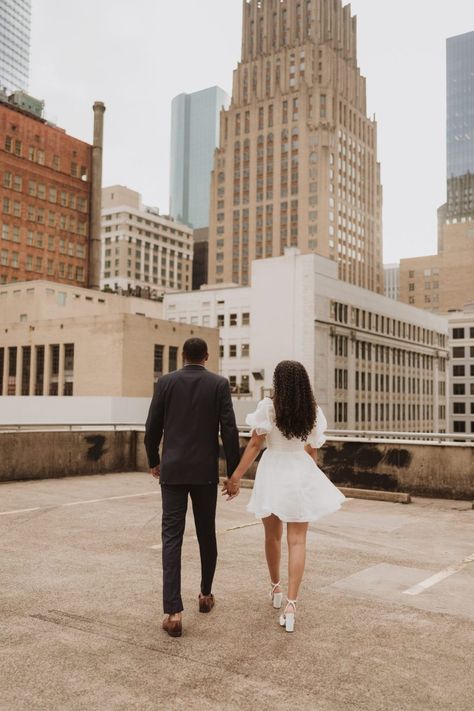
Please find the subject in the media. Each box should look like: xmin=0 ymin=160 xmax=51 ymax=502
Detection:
xmin=144 ymin=337 xmax=241 ymax=638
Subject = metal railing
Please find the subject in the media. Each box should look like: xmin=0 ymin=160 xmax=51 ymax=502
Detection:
xmin=0 ymin=423 xmax=473 ymax=445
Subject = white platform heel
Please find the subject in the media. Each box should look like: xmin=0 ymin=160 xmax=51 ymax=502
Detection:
xmin=270 ymin=581 xmax=283 ymax=609
xmin=279 ymin=599 xmax=297 ymax=632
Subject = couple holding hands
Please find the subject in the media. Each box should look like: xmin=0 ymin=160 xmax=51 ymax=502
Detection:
xmin=145 ymin=338 xmax=344 ymax=637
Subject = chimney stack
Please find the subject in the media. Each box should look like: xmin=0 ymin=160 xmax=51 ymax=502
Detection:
xmin=88 ymin=101 xmax=106 ymax=289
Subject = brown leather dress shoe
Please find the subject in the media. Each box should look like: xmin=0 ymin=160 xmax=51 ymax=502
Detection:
xmin=199 ymin=594 xmax=215 ymax=613
xmin=162 ymin=615 xmax=182 ymax=637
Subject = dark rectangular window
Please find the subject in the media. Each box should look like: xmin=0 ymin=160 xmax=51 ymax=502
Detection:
xmin=470 ymin=327 xmax=474 ymax=338
xmin=453 ymin=402 xmax=466 ymax=414
xmin=154 ymin=345 xmax=164 ymax=382
xmin=63 ymin=344 xmax=74 ymax=396
xmin=21 ymin=346 xmax=31 ymax=395
xmin=35 ymin=346 xmax=44 ymax=395
xmin=453 ymin=365 xmax=465 ymax=376
xmin=0 ymin=347 xmax=4 ymax=395
xmin=452 ymin=328 xmax=465 ymax=339
xmin=471 ymin=346 xmax=474 ymax=358
xmin=8 ymin=347 xmax=17 ymax=395
xmin=453 ymin=421 xmax=466 ymax=433
xmin=452 ymin=347 xmax=465 ymax=358
xmin=169 ymin=346 xmax=178 ymax=373
xmin=49 ymin=344 xmax=60 ymax=396
xmin=453 ymin=383 xmax=465 ymax=395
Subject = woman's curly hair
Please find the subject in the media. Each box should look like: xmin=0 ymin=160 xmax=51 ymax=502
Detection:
xmin=272 ymin=360 xmax=317 ymax=441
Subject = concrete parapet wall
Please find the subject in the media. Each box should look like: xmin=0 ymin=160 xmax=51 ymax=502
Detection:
xmin=0 ymin=431 xmax=136 ymax=482
xmin=1 ymin=432 xmax=473 ymax=500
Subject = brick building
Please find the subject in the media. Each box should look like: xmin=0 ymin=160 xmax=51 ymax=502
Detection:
xmin=0 ymin=93 xmax=103 ymax=288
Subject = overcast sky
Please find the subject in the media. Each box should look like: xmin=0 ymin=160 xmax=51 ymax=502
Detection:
xmin=30 ymin=0 xmax=473 ymax=264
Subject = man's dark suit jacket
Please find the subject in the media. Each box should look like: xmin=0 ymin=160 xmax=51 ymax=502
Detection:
xmin=144 ymin=365 xmax=241 ymax=485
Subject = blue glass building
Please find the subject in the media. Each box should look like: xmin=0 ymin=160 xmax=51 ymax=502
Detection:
xmin=169 ymin=86 xmax=229 ymax=230
xmin=446 ymin=31 xmax=474 ymax=179
xmin=0 ymin=0 xmax=31 ymax=93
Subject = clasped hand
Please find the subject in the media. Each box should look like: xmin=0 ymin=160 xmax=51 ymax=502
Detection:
xmin=221 ymin=476 xmax=240 ymax=500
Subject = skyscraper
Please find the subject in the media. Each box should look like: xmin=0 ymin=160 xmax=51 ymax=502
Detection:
xmin=169 ymin=86 xmax=230 ymax=230
xmin=208 ymin=0 xmax=383 ymax=290
xmin=447 ymin=30 xmax=474 ymax=180
xmin=0 ymin=0 xmax=31 ymax=93
xmin=400 ymin=29 xmax=474 ymax=313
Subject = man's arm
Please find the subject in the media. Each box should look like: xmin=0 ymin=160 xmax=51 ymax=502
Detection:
xmin=219 ymin=380 xmax=241 ymax=477
xmin=144 ymin=378 xmax=166 ymax=470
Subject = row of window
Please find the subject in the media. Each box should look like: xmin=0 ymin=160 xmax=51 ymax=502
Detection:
xmin=2 ymin=205 xmax=88 ymax=235
xmin=332 ymin=301 xmax=445 ymax=346
xmin=0 ymin=344 xmax=74 ymax=396
xmin=3 ymin=183 xmax=88 ymax=211
xmin=219 ymin=344 xmax=250 ymax=359
xmin=2 ymin=228 xmax=86 ymax=257
xmin=0 ymin=250 xmax=85 ymax=282
xmin=452 ymin=328 xmax=474 ymax=339
xmin=452 ymin=346 xmax=474 ymax=358
xmin=4 ymin=136 xmax=87 ymax=178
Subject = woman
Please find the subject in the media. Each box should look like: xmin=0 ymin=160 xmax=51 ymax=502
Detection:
xmin=223 ymin=360 xmax=345 ymax=633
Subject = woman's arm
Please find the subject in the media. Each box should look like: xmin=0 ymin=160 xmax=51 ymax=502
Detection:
xmin=222 ymin=431 xmax=266 ymax=499
xmin=304 ymin=443 xmax=318 ymax=465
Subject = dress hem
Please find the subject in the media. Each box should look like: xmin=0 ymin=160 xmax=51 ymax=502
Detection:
xmin=246 ymin=502 xmax=344 ymax=524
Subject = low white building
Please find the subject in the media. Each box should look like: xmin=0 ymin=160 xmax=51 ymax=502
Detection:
xmin=165 ymin=283 xmax=251 ymax=395
xmin=165 ymin=250 xmax=449 ymax=432
xmin=447 ymin=304 xmax=474 ymax=435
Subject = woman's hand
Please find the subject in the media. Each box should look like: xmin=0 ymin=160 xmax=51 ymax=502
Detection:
xmin=221 ymin=475 xmax=240 ymax=500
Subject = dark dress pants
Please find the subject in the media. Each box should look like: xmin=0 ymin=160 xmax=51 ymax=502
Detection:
xmin=161 ymin=483 xmax=218 ymax=615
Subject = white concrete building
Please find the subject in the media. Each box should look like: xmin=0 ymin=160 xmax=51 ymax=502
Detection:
xmin=165 ymin=283 xmax=251 ymax=396
xmin=384 ymin=263 xmax=400 ymax=301
xmin=165 ymin=250 xmax=449 ymax=432
xmin=447 ymin=304 xmax=474 ymax=434
xmin=101 ymin=186 xmax=193 ymax=296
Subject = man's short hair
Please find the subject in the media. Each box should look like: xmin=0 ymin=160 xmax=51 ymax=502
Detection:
xmin=183 ymin=338 xmax=208 ymax=363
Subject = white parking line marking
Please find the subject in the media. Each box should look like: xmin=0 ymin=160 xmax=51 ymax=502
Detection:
xmin=402 ymin=553 xmax=474 ymax=596
xmin=150 ymin=521 xmax=261 ymax=550
xmin=0 ymin=491 xmax=160 ymax=517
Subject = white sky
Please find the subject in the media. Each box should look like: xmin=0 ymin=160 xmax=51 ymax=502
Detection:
xmin=29 ymin=0 xmax=473 ymax=264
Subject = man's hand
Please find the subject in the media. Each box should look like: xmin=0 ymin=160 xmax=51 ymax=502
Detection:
xmin=221 ymin=477 xmax=240 ymax=501
xmin=149 ymin=465 xmax=160 ymax=480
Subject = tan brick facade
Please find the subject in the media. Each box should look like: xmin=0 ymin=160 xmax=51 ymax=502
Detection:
xmin=208 ymin=0 xmax=383 ymax=292
xmin=400 ymin=221 xmax=474 ymax=313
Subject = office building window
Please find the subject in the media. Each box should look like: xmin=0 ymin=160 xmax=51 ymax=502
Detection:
xmin=169 ymin=346 xmax=178 ymax=373
xmin=8 ymin=347 xmax=17 ymax=395
xmin=154 ymin=345 xmax=164 ymax=382
xmin=21 ymin=346 xmax=31 ymax=396
xmin=49 ymin=344 xmax=60 ymax=396
xmin=452 ymin=328 xmax=465 ymax=339
xmin=35 ymin=346 xmax=45 ymax=396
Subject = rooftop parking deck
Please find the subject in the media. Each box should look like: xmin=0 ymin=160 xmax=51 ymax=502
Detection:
xmin=1 ymin=473 xmax=473 ymax=710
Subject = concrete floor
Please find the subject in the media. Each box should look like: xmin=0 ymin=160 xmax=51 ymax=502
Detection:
xmin=0 ymin=472 xmax=473 ymax=711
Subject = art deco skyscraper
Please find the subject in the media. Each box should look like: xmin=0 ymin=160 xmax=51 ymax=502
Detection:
xmin=208 ymin=0 xmax=383 ymax=290
xmin=0 ymin=0 xmax=31 ymax=93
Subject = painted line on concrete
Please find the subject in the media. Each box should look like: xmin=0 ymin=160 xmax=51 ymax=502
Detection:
xmin=150 ymin=521 xmax=261 ymax=550
xmin=0 ymin=491 xmax=160 ymax=517
xmin=402 ymin=553 xmax=474 ymax=596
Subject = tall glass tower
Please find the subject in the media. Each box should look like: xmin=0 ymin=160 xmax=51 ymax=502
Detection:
xmin=0 ymin=0 xmax=31 ymax=93
xmin=447 ymin=31 xmax=474 ymax=179
xmin=169 ymin=86 xmax=230 ymax=229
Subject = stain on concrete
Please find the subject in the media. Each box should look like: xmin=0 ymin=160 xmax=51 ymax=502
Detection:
xmin=84 ymin=435 xmax=108 ymax=462
xmin=385 ymin=448 xmax=412 ymax=468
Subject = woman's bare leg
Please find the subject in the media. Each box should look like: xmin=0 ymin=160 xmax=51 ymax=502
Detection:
xmin=287 ymin=522 xmax=309 ymax=601
xmin=262 ymin=514 xmax=283 ymax=592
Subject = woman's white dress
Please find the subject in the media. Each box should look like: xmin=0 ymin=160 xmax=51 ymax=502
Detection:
xmin=246 ymin=398 xmax=345 ymax=523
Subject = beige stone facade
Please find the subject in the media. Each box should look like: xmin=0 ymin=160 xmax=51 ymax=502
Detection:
xmin=400 ymin=221 xmax=474 ymax=313
xmin=0 ymin=280 xmax=218 ymax=397
xmin=208 ymin=0 xmax=383 ymax=292
xmin=101 ymin=186 xmax=193 ymax=296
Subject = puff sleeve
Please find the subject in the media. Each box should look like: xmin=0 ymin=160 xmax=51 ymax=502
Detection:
xmin=245 ymin=398 xmax=274 ymax=435
xmin=307 ymin=406 xmax=328 ymax=449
